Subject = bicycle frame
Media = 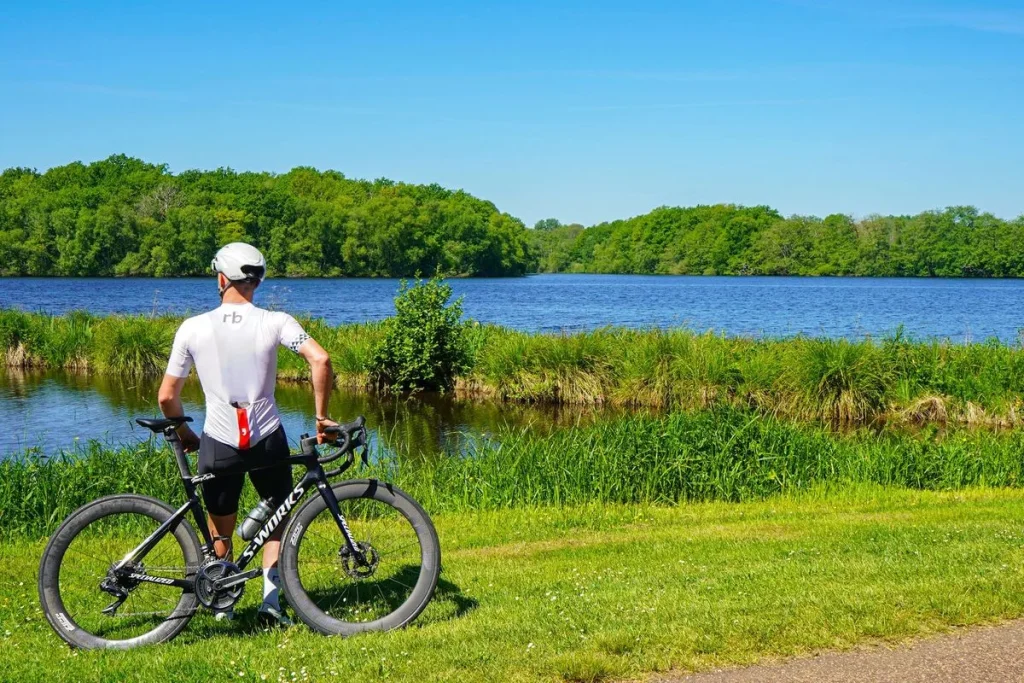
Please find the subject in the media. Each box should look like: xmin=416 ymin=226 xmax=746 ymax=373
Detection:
xmin=111 ymin=427 xmax=367 ymax=594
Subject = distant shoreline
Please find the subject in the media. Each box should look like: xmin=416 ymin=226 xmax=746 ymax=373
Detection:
xmin=1 ymin=272 xmax=1023 ymax=280
xmin=3 ymin=158 xmax=1022 ymax=279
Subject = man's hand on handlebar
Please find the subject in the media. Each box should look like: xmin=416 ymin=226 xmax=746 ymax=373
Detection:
xmin=316 ymin=417 xmax=339 ymax=444
xmin=176 ymin=424 xmax=200 ymax=453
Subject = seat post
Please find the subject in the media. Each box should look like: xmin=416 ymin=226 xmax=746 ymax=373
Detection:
xmin=163 ymin=428 xmax=194 ymax=479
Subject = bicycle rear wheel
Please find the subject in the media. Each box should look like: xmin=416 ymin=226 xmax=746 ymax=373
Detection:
xmin=38 ymin=495 xmax=202 ymax=649
xmin=280 ymin=479 xmax=440 ymax=636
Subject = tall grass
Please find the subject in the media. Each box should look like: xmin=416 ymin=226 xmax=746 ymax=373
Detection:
xmin=0 ymin=309 xmax=94 ymax=368
xmin=5 ymin=408 xmax=1024 ymax=538
xmin=90 ymin=314 xmax=178 ymax=375
xmin=4 ymin=309 xmax=1024 ymax=426
xmin=782 ymin=338 xmax=894 ymax=423
xmin=407 ymin=409 xmax=1024 ymax=512
xmin=466 ymin=325 xmax=1024 ymax=426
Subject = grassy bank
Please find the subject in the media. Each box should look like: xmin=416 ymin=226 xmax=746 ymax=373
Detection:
xmin=6 ymin=488 xmax=1024 ymax=681
xmin=4 ymin=308 xmax=1024 ymax=426
xmin=5 ymin=408 xmax=1024 ymax=538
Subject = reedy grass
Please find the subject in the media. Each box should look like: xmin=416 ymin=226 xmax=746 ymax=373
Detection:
xmin=0 ymin=309 xmax=95 ymax=368
xmin=464 ymin=325 xmax=1024 ymax=427
xmin=5 ymin=309 xmax=1024 ymax=426
xmin=90 ymin=314 xmax=178 ymax=375
xmin=5 ymin=408 xmax=1024 ymax=539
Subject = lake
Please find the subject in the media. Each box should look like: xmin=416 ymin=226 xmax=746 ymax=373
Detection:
xmin=2 ymin=274 xmax=1022 ymax=341
xmin=0 ymin=367 xmax=626 ymax=458
xmin=2 ymin=273 xmax=1022 ymax=456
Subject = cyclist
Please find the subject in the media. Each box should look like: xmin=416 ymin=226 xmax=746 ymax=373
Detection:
xmin=157 ymin=242 xmax=336 ymax=625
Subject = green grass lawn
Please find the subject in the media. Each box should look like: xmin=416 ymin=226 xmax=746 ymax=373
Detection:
xmin=6 ymin=486 xmax=1024 ymax=682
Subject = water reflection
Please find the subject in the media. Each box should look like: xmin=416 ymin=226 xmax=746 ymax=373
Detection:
xmin=0 ymin=368 xmax=629 ymax=459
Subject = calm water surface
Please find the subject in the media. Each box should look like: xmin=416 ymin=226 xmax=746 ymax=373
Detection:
xmin=0 ymin=368 xmax=623 ymax=458
xmin=2 ymin=274 xmax=1022 ymax=341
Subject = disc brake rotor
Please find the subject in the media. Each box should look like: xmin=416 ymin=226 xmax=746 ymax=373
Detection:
xmin=339 ymin=542 xmax=380 ymax=579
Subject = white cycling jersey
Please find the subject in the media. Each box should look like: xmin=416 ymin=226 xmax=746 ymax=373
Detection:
xmin=165 ymin=302 xmax=311 ymax=448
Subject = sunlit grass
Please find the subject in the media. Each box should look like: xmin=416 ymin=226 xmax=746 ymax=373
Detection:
xmin=7 ymin=488 xmax=1024 ymax=681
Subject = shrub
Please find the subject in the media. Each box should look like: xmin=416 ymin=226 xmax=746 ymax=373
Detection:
xmin=369 ymin=277 xmax=471 ymax=393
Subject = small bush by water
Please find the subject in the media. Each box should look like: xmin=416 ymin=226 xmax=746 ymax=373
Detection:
xmin=5 ymin=408 xmax=1024 ymax=538
xmin=369 ymin=277 xmax=472 ymax=393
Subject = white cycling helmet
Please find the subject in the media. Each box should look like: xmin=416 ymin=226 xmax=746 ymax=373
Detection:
xmin=211 ymin=242 xmax=266 ymax=284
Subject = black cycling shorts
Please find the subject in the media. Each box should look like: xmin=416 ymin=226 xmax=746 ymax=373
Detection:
xmin=198 ymin=426 xmax=293 ymax=516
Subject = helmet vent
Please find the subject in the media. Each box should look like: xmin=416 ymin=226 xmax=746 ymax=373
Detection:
xmin=239 ymin=264 xmax=265 ymax=281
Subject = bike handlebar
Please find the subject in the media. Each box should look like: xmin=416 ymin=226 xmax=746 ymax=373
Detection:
xmin=298 ymin=415 xmax=368 ymax=468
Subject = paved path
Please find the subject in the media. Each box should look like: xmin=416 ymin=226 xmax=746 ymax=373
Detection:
xmin=661 ymin=621 xmax=1024 ymax=683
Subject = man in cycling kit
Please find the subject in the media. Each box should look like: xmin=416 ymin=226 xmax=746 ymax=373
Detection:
xmin=157 ymin=242 xmax=336 ymax=625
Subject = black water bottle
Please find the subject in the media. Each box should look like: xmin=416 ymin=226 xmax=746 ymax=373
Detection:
xmin=238 ymin=499 xmax=274 ymax=541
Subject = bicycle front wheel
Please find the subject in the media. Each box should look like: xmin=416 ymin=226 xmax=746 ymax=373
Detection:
xmin=38 ymin=495 xmax=202 ymax=649
xmin=280 ymin=479 xmax=440 ymax=636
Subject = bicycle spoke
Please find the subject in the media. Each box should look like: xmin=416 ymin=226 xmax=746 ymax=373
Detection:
xmin=384 ymin=574 xmax=415 ymax=591
xmin=56 ymin=511 xmax=191 ymax=642
xmin=294 ymin=495 xmax=426 ymax=624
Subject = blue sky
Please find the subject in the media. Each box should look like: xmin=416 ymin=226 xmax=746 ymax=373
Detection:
xmin=2 ymin=0 xmax=1022 ymax=226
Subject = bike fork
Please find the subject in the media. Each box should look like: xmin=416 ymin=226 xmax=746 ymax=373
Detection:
xmin=315 ymin=480 xmax=369 ymax=566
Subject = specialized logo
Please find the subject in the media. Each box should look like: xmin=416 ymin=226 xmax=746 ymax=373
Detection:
xmin=222 ymin=312 xmax=244 ymax=324
xmin=55 ymin=612 xmax=75 ymax=632
xmin=191 ymin=473 xmax=215 ymax=483
xmin=129 ymin=573 xmax=175 ymax=585
xmin=240 ymin=485 xmax=305 ymax=564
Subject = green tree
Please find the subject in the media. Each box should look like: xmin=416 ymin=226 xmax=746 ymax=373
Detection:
xmin=0 ymin=156 xmax=534 ymax=278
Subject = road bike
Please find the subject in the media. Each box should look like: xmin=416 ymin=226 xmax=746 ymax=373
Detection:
xmin=38 ymin=416 xmax=440 ymax=649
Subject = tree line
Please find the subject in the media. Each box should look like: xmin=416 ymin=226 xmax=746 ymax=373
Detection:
xmin=528 ymin=205 xmax=1024 ymax=277
xmin=0 ymin=156 xmax=531 ymax=277
xmin=2 ymin=156 xmax=1020 ymax=279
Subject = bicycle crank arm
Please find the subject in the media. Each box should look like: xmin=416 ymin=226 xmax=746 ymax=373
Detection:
xmin=212 ymin=568 xmax=262 ymax=591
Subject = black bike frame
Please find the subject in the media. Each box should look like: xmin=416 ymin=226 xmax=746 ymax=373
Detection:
xmin=112 ymin=427 xmax=366 ymax=592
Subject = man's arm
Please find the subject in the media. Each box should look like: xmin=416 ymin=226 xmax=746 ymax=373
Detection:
xmin=158 ymin=374 xmax=200 ymax=451
xmin=297 ymin=339 xmax=335 ymax=437
xmin=160 ymin=321 xmax=199 ymax=451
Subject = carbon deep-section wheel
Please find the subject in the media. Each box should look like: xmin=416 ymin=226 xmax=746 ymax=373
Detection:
xmin=38 ymin=495 xmax=202 ymax=649
xmin=279 ymin=479 xmax=440 ymax=636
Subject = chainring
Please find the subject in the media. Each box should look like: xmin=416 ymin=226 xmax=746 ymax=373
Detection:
xmin=195 ymin=559 xmax=244 ymax=610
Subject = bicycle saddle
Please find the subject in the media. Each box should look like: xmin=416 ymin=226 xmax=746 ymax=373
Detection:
xmin=136 ymin=416 xmax=193 ymax=433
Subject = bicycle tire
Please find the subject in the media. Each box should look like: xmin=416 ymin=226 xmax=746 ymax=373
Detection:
xmin=279 ymin=479 xmax=440 ymax=636
xmin=38 ymin=494 xmax=203 ymax=649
